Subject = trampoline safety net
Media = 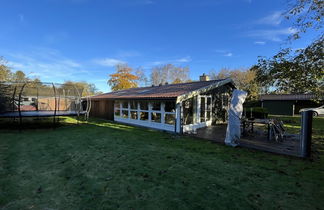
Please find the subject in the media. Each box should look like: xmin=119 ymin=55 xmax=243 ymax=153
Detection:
xmin=0 ymin=81 xmax=91 ymax=120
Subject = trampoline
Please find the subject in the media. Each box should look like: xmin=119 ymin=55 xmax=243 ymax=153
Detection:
xmin=0 ymin=111 xmax=87 ymax=118
xmin=0 ymin=81 xmax=91 ymax=128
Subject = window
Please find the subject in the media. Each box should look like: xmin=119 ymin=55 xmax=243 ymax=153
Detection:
xmin=140 ymin=112 xmax=149 ymax=120
xmin=139 ymin=101 xmax=148 ymax=110
xmin=130 ymin=111 xmax=137 ymax=120
xmin=165 ymin=114 xmax=175 ymax=125
xmin=130 ymin=101 xmax=137 ymax=110
xmin=206 ymin=111 xmax=211 ymax=121
xmin=165 ymin=101 xmax=175 ymax=112
xmin=151 ymin=112 xmax=161 ymax=123
xmin=122 ymin=110 xmax=129 ymax=118
xmin=207 ymin=97 xmax=212 ymax=110
xmin=32 ymin=98 xmax=36 ymax=102
xmin=122 ymin=101 xmax=129 ymax=109
xmin=200 ymin=97 xmax=206 ymax=122
xmin=23 ymin=98 xmax=29 ymax=101
xmin=114 ymin=109 xmax=120 ymax=116
xmin=183 ymin=98 xmax=193 ymax=125
xmin=222 ymin=93 xmax=229 ymax=109
xmin=206 ymin=97 xmax=212 ymax=121
xmin=151 ymin=102 xmax=161 ymax=111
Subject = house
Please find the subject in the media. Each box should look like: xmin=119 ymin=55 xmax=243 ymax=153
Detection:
xmin=90 ymin=75 xmax=235 ymax=133
xmin=260 ymin=94 xmax=323 ymax=116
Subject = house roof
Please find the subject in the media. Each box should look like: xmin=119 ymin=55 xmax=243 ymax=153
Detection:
xmin=91 ymin=78 xmax=234 ymax=100
xmin=260 ymin=94 xmax=322 ymax=101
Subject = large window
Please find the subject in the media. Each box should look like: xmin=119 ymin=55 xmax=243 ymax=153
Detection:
xmin=122 ymin=110 xmax=128 ymax=118
xmin=222 ymin=93 xmax=229 ymax=109
xmin=200 ymin=97 xmax=206 ymax=122
xmin=183 ymin=98 xmax=194 ymax=125
xmin=165 ymin=101 xmax=175 ymax=112
xmin=151 ymin=102 xmax=161 ymax=111
xmin=140 ymin=112 xmax=149 ymax=121
xmin=165 ymin=114 xmax=175 ymax=125
xmin=122 ymin=101 xmax=128 ymax=109
xmin=199 ymin=96 xmax=212 ymax=123
xmin=139 ymin=101 xmax=148 ymax=110
xmin=151 ymin=112 xmax=161 ymax=123
xmin=114 ymin=100 xmax=177 ymax=127
xmin=130 ymin=101 xmax=137 ymax=110
xmin=130 ymin=111 xmax=137 ymax=119
xmin=206 ymin=97 xmax=212 ymax=121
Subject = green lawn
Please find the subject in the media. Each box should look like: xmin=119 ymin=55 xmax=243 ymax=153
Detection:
xmin=0 ymin=117 xmax=323 ymax=210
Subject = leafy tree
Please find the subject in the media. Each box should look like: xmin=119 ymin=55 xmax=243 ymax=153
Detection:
xmin=150 ymin=64 xmax=190 ymax=85
xmin=108 ymin=64 xmax=139 ymax=91
xmin=0 ymin=57 xmax=13 ymax=112
xmin=285 ymin=0 xmax=323 ymax=39
xmin=209 ymin=68 xmax=261 ymax=101
xmin=12 ymin=70 xmax=28 ymax=82
xmin=253 ymin=36 xmax=324 ymax=97
xmin=0 ymin=57 xmax=12 ymax=81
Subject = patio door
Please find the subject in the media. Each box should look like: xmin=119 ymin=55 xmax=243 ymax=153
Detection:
xmin=199 ymin=95 xmax=212 ymax=123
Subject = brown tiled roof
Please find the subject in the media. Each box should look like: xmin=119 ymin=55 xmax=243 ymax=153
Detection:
xmin=91 ymin=79 xmax=232 ymax=100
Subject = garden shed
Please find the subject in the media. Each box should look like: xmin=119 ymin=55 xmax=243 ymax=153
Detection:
xmin=260 ymin=94 xmax=322 ymax=116
xmin=90 ymin=77 xmax=235 ymax=133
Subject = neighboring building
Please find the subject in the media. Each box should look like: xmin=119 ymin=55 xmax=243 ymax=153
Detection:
xmin=90 ymin=77 xmax=235 ymax=133
xmin=17 ymin=96 xmax=78 ymax=111
xmin=260 ymin=94 xmax=323 ymax=116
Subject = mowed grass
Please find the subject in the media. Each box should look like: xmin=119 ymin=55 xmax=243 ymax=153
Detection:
xmin=0 ymin=117 xmax=323 ymax=210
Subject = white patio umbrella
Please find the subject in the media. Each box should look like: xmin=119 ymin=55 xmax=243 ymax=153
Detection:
xmin=225 ymin=89 xmax=247 ymax=147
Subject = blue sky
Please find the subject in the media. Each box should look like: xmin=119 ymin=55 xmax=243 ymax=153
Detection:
xmin=0 ymin=0 xmax=317 ymax=92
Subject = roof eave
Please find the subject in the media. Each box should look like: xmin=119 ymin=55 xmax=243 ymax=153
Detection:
xmin=90 ymin=97 xmax=177 ymax=101
xmin=176 ymin=78 xmax=235 ymax=103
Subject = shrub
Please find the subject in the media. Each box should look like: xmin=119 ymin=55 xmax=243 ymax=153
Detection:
xmin=244 ymin=107 xmax=268 ymax=119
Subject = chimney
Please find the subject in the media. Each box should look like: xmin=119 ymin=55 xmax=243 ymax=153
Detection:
xmin=200 ymin=73 xmax=209 ymax=81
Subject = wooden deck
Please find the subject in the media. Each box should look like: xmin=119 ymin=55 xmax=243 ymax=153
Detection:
xmin=187 ymin=124 xmax=301 ymax=157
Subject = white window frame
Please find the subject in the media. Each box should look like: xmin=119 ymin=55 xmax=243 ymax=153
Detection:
xmin=114 ymin=100 xmax=176 ymax=132
xmin=182 ymin=95 xmax=213 ymax=133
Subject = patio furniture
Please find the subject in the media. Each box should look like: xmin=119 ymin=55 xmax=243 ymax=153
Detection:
xmin=242 ymin=118 xmax=285 ymax=142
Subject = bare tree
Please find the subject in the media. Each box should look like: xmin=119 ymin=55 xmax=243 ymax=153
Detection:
xmin=170 ymin=66 xmax=190 ymax=84
xmin=150 ymin=64 xmax=190 ymax=85
xmin=135 ymin=67 xmax=149 ymax=87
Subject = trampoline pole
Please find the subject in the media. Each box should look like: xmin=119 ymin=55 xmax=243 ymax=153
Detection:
xmin=18 ymin=83 xmax=27 ymax=131
xmin=73 ymin=84 xmax=81 ymax=125
xmin=36 ymin=85 xmax=39 ymax=111
xmin=57 ymin=88 xmax=60 ymax=124
xmin=12 ymin=86 xmax=17 ymax=122
xmin=88 ymin=95 xmax=92 ymax=121
xmin=52 ymin=83 xmax=57 ymax=128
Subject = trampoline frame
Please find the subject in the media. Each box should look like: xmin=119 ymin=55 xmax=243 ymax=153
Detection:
xmin=0 ymin=81 xmax=92 ymax=129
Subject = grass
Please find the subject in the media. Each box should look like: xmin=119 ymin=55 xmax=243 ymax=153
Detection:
xmin=0 ymin=116 xmax=324 ymax=210
xmin=271 ymin=115 xmax=324 ymax=157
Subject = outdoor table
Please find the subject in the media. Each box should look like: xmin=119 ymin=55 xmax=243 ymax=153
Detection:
xmin=242 ymin=119 xmax=271 ymax=139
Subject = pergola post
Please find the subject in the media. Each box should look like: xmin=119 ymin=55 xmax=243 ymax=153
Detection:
xmin=175 ymin=102 xmax=181 ymax=133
